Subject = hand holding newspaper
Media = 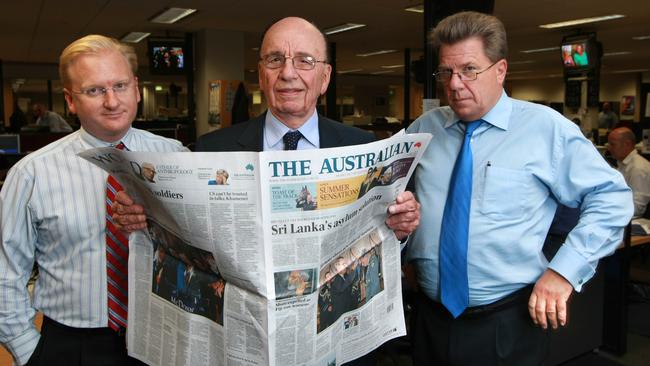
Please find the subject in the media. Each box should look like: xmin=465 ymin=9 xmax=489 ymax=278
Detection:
xmin=79 ymin=131 xmax=431 ymax=366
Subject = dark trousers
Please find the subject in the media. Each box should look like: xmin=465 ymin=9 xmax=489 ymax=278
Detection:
xmin=411 ymin=288 xmax=549 ymax=366
xmin=26 ymin=316 xmax=146 ymax=366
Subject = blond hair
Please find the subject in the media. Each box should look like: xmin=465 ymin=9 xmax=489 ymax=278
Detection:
xmin=430 ymin=11 xmax=508 ymax=62
xmin=59 ymin=34 xmax=137 ymax=88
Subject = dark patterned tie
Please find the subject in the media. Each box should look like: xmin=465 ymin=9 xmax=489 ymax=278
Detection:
xmin=283 ymin=130 xmax=303 ymax=150
xmin=106 ymin=142 xmax=128 ymax=332
xmin=439 ymin=120 xmax=482 ymax=318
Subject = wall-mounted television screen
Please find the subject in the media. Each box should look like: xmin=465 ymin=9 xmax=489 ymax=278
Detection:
xmin=561 ymin=34 xmax=600 ymax=73
xmin=0 ymin=134 xmax=20 ymax=154
xmin=149 ymin=40 xmax=186 ymax=74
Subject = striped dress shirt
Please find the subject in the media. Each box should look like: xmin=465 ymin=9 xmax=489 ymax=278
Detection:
xmin=0 ymin=127 xmax=188 ymax=364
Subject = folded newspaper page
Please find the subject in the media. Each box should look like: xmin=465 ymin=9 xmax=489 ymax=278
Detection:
xmin=79 ymin=131 xmax=431 ymax=366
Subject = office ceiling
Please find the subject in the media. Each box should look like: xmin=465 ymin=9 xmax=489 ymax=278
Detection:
xmin=1 ymin=0 xmax=649 ymax=83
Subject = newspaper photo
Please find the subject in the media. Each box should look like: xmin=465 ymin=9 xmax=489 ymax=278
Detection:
xmin=79 ymin=131 xmax=431 ymax=366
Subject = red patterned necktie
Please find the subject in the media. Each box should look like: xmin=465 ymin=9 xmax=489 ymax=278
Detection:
xmin=106 ymin=142 xmax=128 ymax=332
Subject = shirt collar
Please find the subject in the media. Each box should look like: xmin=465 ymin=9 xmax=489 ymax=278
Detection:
xmin=78 ymin=126 xmax=134 ymax=149
xmin=444 ymin=89 xmax=511 ymax=131
xmin=264 ymin=109 xmax=319 ymax=149
xmin=621 ymin=149 xmax=638 ymax=166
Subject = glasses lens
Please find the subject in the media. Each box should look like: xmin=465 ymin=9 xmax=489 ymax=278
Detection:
xmin=293 ymin=56 xmax=316 ymax=70
xmin=83 ymin=87 xmax=103 ymax=97
xmin=264 ymin=55 xmax=284 ymax=69
xmin=460 ymin=71 xmax=477 ymax=81
xmin=435 ymin=71 xmax=451 ymax=82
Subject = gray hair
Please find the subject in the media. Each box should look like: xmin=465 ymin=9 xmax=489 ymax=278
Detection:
xmin=429 ymin=11 xmax=508 ymax=62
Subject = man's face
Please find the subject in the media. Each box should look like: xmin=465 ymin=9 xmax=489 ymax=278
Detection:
xmin=143 ymin=165 xmax=156 ymax=181
xmin=258 ymin=18 xmax=331 ymax=127
xmin=64 ymin=50 xmax=140 ymax=142
xmin=439 ymin=37 xmax=507 ymax=122
xmin=608 ymin=133 xmax=632 ymax=161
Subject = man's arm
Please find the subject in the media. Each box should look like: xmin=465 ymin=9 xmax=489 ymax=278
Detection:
xmin=0 ymin=169 xmax=41 ymax=365
xmin=529 ymin=127 xmax=633 ymax=330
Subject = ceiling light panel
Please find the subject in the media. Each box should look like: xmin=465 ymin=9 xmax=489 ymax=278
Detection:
xmin=120 ymin=32 xmax=150 ymax=43
xmin=356 ymin=50 xmax=397 ymax=57
xmin=150 ymin=7 xmax=197 ymax=24
xmin=539 ymin=14 xmax=625 ymax=29
xmin=323 ymin=23 xmax=366 ymax=35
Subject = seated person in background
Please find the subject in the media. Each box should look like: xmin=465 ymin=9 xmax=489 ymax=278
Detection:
xmin=608 ymin=127 xmax=650 ymax=217
xmin=32 ymin=103 xmax=73 ymax=133
xmin=598 ymin=102 xmax=619 ymax=130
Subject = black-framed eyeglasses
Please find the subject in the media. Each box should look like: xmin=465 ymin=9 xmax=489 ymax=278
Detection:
xmin=67 ymin=80 xmax=133 ymax=98
xmin=433 ymin=60 xmax=500 ymax=82
xmin=260 ymin=54 xmax=327 ymax=70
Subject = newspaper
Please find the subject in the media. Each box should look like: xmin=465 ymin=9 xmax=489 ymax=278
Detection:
xmin=79 ymin=131 xmax=431 ymax=366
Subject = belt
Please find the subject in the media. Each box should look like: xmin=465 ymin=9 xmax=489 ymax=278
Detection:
xmin=421 ymin=285 xmax=533 ymax=319
xmin=43 ymin=316 xmax=126 ymax=337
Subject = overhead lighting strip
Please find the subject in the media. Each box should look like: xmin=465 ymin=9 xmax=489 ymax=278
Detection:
xmin=150 ymin=7 xmax=197 ymax=24
xmin=539 ymin=14 xmax=625 ymax=29
xmin=323 ymin=23 xmax=366 ymax=35
xmin=356 ymin=49 xmax=397 ymax=57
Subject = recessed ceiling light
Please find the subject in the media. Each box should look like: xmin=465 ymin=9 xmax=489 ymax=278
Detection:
xmin=120 ymin=32 xmax=151 ymax=43
xmin=155 ymin=85 xmax=163 ymax=91
xmin=356 ymin=49 xmax=397 ymax=57
xmin=520 ymin=46 xmax=560 ymax=54
xmin=323 ymin=23 xmax=366 ymax=35
xmin=381 ymin=64 xmax=404 ymax=69
xmin=539 ymin=14 xmax=625 ymax=29
xmin=337 ymin=69 xmax=363 ymax=74
xmin=150 ymin=7 xmax=197 ymax=24
xmin=632 ymin=35 xmax=650 ymax=40
xmin=404 ymin=4 xmax=424 ymax=13
xmin=371 ymin=70 xmax=394 ymax=75
xmin=611 ymin=68 xmax=649 ymax=74
xmin=603 ymin=51 xmax=631 ymax=57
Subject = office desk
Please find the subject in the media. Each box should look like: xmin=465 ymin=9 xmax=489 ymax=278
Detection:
xmin=630 ymin=235 xmax=650 ymax=247
xmin=602 ymin=232 xmax=650 ymax=355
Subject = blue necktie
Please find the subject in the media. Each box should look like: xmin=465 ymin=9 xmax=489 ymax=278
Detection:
xmin=439 ymin=120 xmax=482 ymax=318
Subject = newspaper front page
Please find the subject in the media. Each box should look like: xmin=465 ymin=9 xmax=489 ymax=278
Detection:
xmin=79 ymin=132 xmax=431 ymax=366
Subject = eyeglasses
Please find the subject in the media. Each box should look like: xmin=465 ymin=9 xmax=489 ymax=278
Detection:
xmin=67 ymin=80 xmax=133 ymax=98
xmin=260 ymin=54 xmax=327 ymax=70
xmin=433 ymin=61 xmax=500 ymax=82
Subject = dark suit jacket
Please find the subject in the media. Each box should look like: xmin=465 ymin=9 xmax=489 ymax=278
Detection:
xmin=196 ymin=112 xmax=375 ymax=151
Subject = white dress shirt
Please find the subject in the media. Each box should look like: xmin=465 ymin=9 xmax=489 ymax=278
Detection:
xmin=617 ymin=149 xmax=650 ymax=217
xmin=0 ymin=127 xmax=188 ymax=364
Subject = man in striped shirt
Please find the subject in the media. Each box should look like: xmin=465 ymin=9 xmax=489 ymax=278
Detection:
xmin=0 ymin=35 xmax=188 ymax=365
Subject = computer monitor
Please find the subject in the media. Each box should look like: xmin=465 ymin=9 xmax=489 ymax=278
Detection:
xmin=0 ymin=134 xmax=20 ymax=154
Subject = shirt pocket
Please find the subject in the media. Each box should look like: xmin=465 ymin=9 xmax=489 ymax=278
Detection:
xmin=479 ymin=166 xmax=534 ymax=219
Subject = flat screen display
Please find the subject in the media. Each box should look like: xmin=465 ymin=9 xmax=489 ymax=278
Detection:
xmin=0 ymin=134 xmax=20 ymax=154
xmin=561 ymin=42 xmax=589 ymax=68
xmin=149 ymin=40 xmax=185 ymax=74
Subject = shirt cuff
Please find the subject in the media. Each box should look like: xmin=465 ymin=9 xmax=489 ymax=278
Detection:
xmin=6 ymin=327 xmax=40 ymax=365
xmin=548 ymin=244 xmax=596 ymax=292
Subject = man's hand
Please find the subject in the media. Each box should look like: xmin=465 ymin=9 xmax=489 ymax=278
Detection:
xmin=111 ymin=191 xmax=147 ymax=233
xmin=386 ymin=191 xmax=420 ymax=240
xmin=528 ymin=269 xmax=574 ymax=330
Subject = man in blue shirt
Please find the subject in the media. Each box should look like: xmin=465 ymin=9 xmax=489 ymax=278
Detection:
xmin=406 ymin=11 xmax=633 ymax=365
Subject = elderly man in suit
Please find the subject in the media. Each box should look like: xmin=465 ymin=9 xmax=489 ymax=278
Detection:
xmin=113 ymin=17 xmax=420 ymax=366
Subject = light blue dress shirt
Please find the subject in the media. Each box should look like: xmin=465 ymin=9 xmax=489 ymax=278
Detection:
xmin=263 ymin=110 xmax=320 ymax=151
xmin=407 ymin=91 xmax=633 ymax=306
xmin=0 ymin=127 xmax=188 ymax=364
